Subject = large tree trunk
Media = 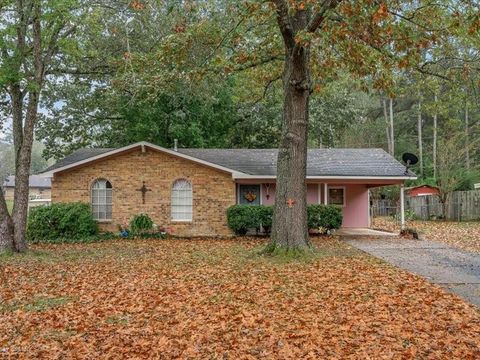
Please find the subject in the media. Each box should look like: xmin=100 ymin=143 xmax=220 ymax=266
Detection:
xmin=417 ymin=95 xmax=423 ymax=177
xmin=11 ymin=90 xmax=40 ymax=252
xmin=12 ymin=148 xmax=34 ymax=252
xmin=433 ymin=93 xmax=438 ymax=180
xmin=271 ymin=44 xmax=311 ymax=249
xmin=0 ymin=0 xmax=45 ymax=252
xmin=0 ymin=190 xmax=14 ymax=252
xmin=268 ymin=0 xmax=339 ymax=251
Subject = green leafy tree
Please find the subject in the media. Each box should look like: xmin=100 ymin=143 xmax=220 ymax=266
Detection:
xmin=258 ymin=0 xmax=448 ymax=250
xmin=0 ymin=0 xmax=87 ymax=252
xmin=436 ymin=133 xmax=479 ymax=218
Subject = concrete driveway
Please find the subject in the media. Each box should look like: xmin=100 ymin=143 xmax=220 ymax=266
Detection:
xmin=343 ymin=237 xmax=480 ymax=307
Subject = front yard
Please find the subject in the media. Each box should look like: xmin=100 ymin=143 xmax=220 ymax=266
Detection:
xmin=373 ymin=217 xmax=480 ymax=253
xmin=1 ymin=238 xmax=479 ymax=358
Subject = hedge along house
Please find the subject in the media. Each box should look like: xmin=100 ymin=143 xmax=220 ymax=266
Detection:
xmin=40 ymin=141 xmax=416 ymax=237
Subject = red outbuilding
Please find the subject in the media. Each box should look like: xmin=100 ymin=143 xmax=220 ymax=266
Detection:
xmin=407 ymin=185 xmax=440 ymax=197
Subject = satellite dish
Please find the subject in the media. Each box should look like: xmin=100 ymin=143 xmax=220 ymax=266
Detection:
xmin=402 ymin=152 xmax=418 ymax=175
xmin=402 ymin=153 xmax=419 ymax=166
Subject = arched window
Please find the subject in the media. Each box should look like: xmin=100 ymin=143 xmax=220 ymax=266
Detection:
xmin=171 ymin=179 xmax=192 ymax=221
xmin=91 ymin=179 xmax=112 ymax=221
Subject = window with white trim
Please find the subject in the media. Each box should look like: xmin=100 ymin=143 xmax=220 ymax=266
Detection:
xmin=171 ymin=179 xmax=193 ymax=221
xmin=328 ymin=186 xmax=345 ymax=206
xmin=91 ymin=179 xmax=112 ymax=221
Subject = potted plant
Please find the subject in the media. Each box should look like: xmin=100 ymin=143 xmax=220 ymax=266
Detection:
xmin=118 ymin=218 xmax=129 ymax=238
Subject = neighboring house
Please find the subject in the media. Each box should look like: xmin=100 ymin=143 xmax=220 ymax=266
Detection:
xmin=40 ymin=142 xmax=415 ymax=236
xmin=2 ymin=175 xmax=52 ymax=201
xmin=407 ymin=185 xmax=440 ymax=197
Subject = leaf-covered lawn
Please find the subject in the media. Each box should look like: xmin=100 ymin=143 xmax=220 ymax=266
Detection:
xmin=1 ymin=238 xmax=479 ymax=359
xmin=373 ymin=217 xmax=480 ymax=253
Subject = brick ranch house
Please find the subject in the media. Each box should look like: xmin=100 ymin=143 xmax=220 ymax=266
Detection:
xmin=40 ymin=142 xmax=415 ymax=236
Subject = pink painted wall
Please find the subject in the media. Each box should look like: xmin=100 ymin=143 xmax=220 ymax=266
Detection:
xmin=254 ymin=182 xmax=370 ymax=228
xmin=261 ymin=183 xmax=319 ymax=205
xmin=307 ymin=184 xmax=320 ymax=204
xmin=337 ymin=184 xmax=369 ymax=228
xmin=261 ymin=183 xmax=275 ymax=205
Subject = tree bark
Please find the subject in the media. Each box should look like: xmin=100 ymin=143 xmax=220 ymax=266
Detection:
xmin=271 ymin=43 xmax=311 ymax=249
xmin=433 ymin=93 xmax=438 ymax=180
xmin=382 ymin=98 xmax=392 ymax=154
xmin=389 ymin=98 xmax=394 ymax=156
xmin=1 ymin=0 xmax=48 ymax=252
xmin=465 ymin=103 xmax=470 ymax=170
xmin=268 ymin=0 xmax=341 ymax=250
xmin=12 ymin=103 xmax=38 ymax=252
xmin=417 ymin=94 xmax=423 ymax=177
xmin=440 ymin=197 xmax=447 ymax=219
xmin=0 ymin=190 xmax=14 ymax=253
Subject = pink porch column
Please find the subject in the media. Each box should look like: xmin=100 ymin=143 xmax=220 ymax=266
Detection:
xmin=338 ymin=184 xmax=369 ymax=228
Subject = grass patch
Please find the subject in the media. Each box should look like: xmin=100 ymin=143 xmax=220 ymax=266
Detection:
xmin=6 ymin=199 xmax=13 ymax=214
xmin=259 ymin=241 xmax=318 ymax=261
xmin=43 ymin=329 xmax=77 ymax=340
xmin=1 ymin=296 xmax=71 ymax=313
xmin=106 ymin=314 xmax=130 ymax=325
xmin=256 ymin=237 xmax=361 ymax=264
xmin=25 ymin=296 xmax=71 ymax=312
xmin=0 ymin=248 xmax=15 ymax=258
xmin=0 ymin=248 xmax=59 ymax=264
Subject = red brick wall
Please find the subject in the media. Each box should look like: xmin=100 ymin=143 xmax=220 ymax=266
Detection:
xmin=51 ymin=147 xmax=236 ymax=237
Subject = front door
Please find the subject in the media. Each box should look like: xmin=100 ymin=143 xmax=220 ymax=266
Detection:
xmin=238 ymin=185 xmax=261 ymax=205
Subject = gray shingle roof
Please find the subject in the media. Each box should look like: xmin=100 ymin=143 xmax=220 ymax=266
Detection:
xmin=3 ymin=175 xmax=51 ymax=188
xmin=42 ymin=143 xmax=413 ymax=178
xmin=42 ymin=148 xmax=115 ymax=173
xmin=177 ymin=148 xmax=413 ymax=177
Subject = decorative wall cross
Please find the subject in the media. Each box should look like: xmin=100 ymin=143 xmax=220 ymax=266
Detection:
xmin=136 ymin=181 xmax=151 ymax=204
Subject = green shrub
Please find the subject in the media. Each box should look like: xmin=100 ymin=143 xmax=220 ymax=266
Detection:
xmin=257 ymin=206 xmax=273 ymax=233
xmin=27 ymin=203 xmax=98 ymax=242
xmin=307 ymin=204 xmax=343 ymax=231
xmin=227 ymin=205 xmax=258 ymax=235
xmin=129 ymin=213 xmax=154 ymax=235
xmin=227 ymin=204 xmax=342 ymax=236
xmin=32 ymin=232 xmax=119 ymax=244
xmin=392 ymin=208 xmax=417 ymax=222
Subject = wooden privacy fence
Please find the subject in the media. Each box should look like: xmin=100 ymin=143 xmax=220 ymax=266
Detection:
xmin=371 ymin=190 xmax=480 ymax=221
xmin=445 ymin=190 xmax=480 ymax=221
xmin=371 ymin=199 xmax=398 ymax=217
